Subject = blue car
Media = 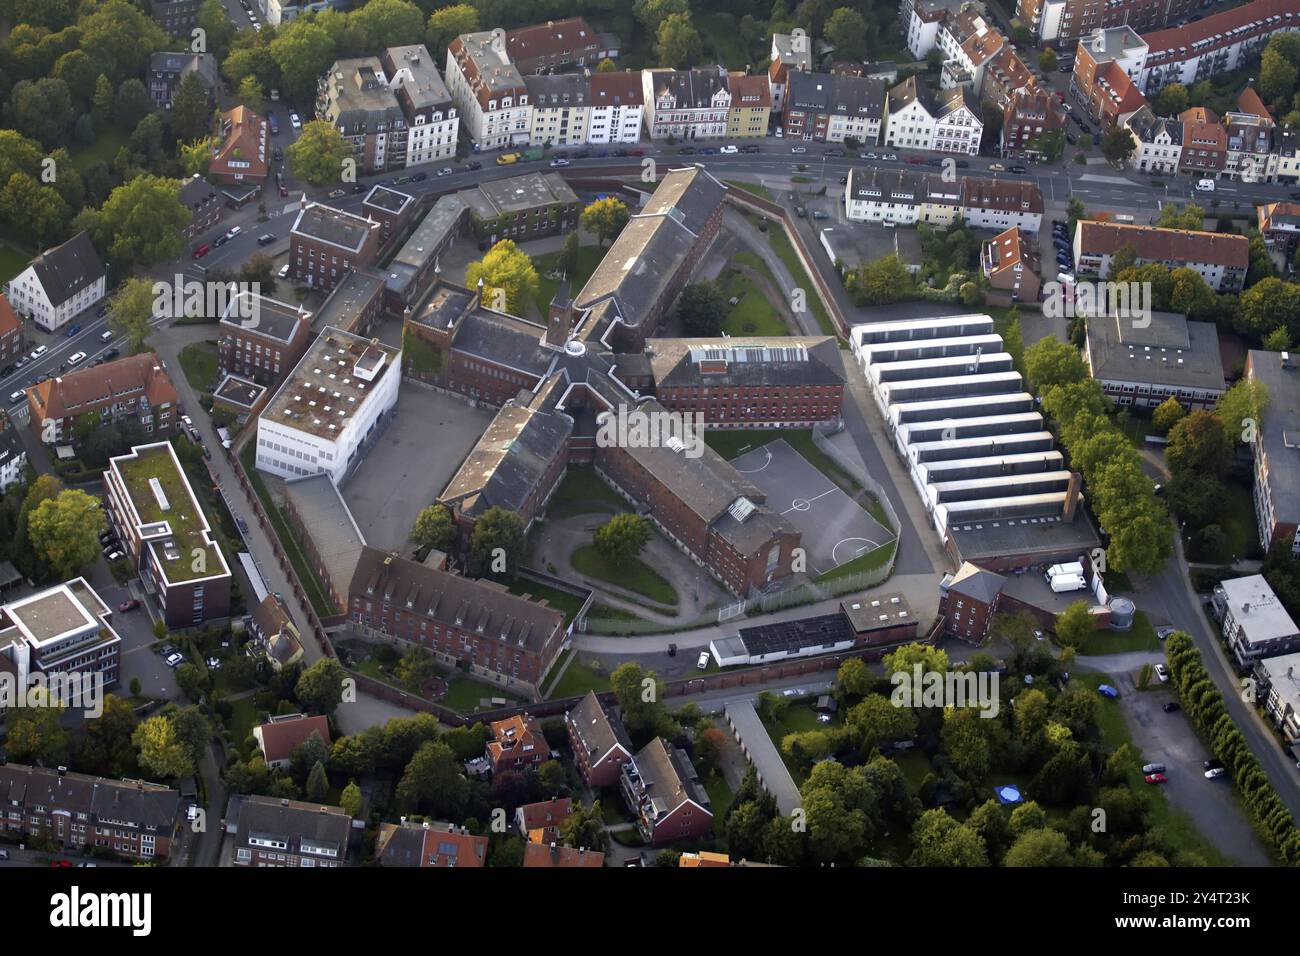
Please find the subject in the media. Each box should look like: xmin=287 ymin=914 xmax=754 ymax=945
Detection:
xmin=65 ymin=323 xmax=81 ymax=338
xmin=1098 ymin=684 xmax=1119 ymax=699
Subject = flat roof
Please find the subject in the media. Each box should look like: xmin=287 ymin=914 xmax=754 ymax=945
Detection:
xmin=3 ymin=582 xmax=98 ymax=647
xmin=280 ymin=474 xmax=366 ymax=608
xmin=723 ymin=701 xmax=802 ymax=816
xmin=108 ymin=442 xmax=229 ymax=584
xmin=841 ymin=592 xmax=913 ymax=632
xmin=220 ymin=291 xmax=309 ymax=344
xmin=1247 ymin=350 xmax=1300 ymax=528
xmin=260 ymin=328 xmax=400 ymax=440
xmin=1218 ymin=575 xmax=1299 ymax=645
xmin=291 ymin=203 xmax=379 ymax=253
xmin=213 ymin=373 xmax=267 ymax=409
xmin=1087 ymin=312 xmax=1226 ymax=393
xmin=947 ymin=510 xmax=1101 ymax=563
xmin=465 ymin=172 xmax=578 ymax=218
xmin=363 ymin=185 xmax=415 ymax=215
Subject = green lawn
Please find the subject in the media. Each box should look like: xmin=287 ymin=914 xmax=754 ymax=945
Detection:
xmin=893 ymin=749 xmax=933 ymax=794
xmin=0 ymin=244 xmax=30 ymax=287
xmin=701 ymin=769 xmax=734 ymax=817
xmin=178 ymin=341 xmax=219 ymax=393
xmin=545 ymin=466 xmax=628 ymax=519
xmin=70 ymin=131 xmax=127 ymax=174
xmin=239 ymin=443 xmax=336 ymax=618
xmin=816 ymin=539 xmax=897 ymax=582
xmin=717 ymin=267 xmax=789 ymax=337
xmin=507 ymin=578 xmax=586 ymax=625
xmin=759 ymin=700 xmax=839 ymax=786
xmin=1073 ymin=610 xmax=1160 ymax=656
xmin=547 ymin=655 xmax=614 ymax=699
xmin=725 ymin=181 xmax=774 ymax=201
xmin=768 ymin=229 xmax=838 ymax=339
xmin=531 ymin=244 xmax=605 ymax=317
xmin=1182 ymin=478 xmax=1257 ymax=564
xmin=226 ymin=696 xmax=263 ymax=759
xmin=441 ymin=676 xmax=526 ymax=713
xmin=571 ymin=544 xmax=679 ymax=606
xmin=1073 ymin=672 xmax=1232 ymax=865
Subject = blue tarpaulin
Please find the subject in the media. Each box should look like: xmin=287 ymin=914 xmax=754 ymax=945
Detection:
xmin=994 ymin=785 xmax=1024 ymax=805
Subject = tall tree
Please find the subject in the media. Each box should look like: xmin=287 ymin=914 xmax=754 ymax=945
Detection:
xmin=285 ymin=119 xmax=352 ymax=186
xmin=28 ymin=489 xmax=107 ymax=579
xmin=579 ymin=197 xmax=630 ymax=246
xmin=593 ymin=513 xmax=652 ymax=566
xmin=465 ymin=240 xmax=539 ymax=316
xmin=467 ymin=506 xmax=525 ymax=580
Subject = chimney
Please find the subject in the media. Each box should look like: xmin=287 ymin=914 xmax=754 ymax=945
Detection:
xmin=1062 ymin=471 xmax=1082 ymax=522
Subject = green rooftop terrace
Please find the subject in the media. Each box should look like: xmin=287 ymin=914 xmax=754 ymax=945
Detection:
xmin=112 ymin=443 xmax=227 ymax=584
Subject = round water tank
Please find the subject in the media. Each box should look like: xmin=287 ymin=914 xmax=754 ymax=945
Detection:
xmin=1109 ymin=596 xmax=1135 ymax=631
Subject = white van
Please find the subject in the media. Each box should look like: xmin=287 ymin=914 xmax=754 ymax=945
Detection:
xmin=1196 ymin=178 xmax=1215 ymax=192
xmin=99 ymin=329 xmax=113 ymax=342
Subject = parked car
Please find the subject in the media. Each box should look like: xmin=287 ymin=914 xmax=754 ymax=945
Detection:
xmin=1144 ymin=772 xmax=1167 ymax=784
xmin=790 ymin=146 xmax=807 ymax=154
xmin=861 ymin=152 xmax=878 ymax=160
xmin=1162 ymin=702 xmax=1180 ymax=712
xmin=102 ymin=348 xmax=119 ymax=360
xmin=1142 ymin=763 xmax=1166 ymax=774
xmin=0 ymin=849 xmax=8 ymax=860
xmin=65 ymin=323 xmax=81 ymax=338
xmin=1154 ymin=663 xmax=1170 ymax=683
xmin=697 ymin=651 xmax=709 ymax=670
xmin=104 ymin=550 xmax=124 ymax=562
xmin=1097 ymin=684 xmax=1119 ymax=698
xmin=812 ymin=210 xmax=829 ymax=220
xmin=549 ymin=158 xmax=570 ymax=167
xmin=1156 ymin=626 xmax=1176 ymax=640
xmin=1204 ymin=767 xmax=1227 ymax=779
xmin=720 ymin=145 xmax=738 ymax=154
xmin=257 ymin=233 xmax=276 ymax=246
xmin=1008 ymin=164 xmax=1028 ymax=174
xmin=223 ymin=225 xmax=242 ymax=242
xmin=698 ymin=147 xmax=716 ymax=155
xmin=327 ymin=189 xmax=346 ymax=199
xmin=278 ymin=263 xmax=290 ymax=279
xmin=465 ymin=160 xmax=482 ymax=170
xmin=351 ymin=183 xmax=366 ymax=193
xmin=289 ymin=112 xmax=302 ymax=130
xmin=677 ymin=146 xmax=696 ymax=155
xmin=165 ymin=652 xmax=185 ymax=668
xmin=29 ymin=346 xmax=48 ymax=360
xmin=881 ymin=153 xmax=897 ymax=161
xmin=67 ymin=351 xmax=86 ymax=366
xmin=118 ymin=598 xmax=141 ymax=612
xmin=100 ymin=330 xmax=114 ymax=342
xmin=413 ymin=172 xmax=428 ymax=182
xmin=9 ymin=391 xmax=25 ymax=405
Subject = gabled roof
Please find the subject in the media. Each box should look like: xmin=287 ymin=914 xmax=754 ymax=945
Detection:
xmin=522 ymin=842 xmax=604 ymax=867
xmin=230 ymin=794 xmax=351 ymax=859
xmin=0 ymin=763 xmax=179 ymax=831
xmin=1076 ymin=220 xmax=1249 ymax=269
xmin=23 ymin=231 xmax=104 ymax=309
xmin=629 ymin=737 xmax=712 ymax=821
xmin=376 ymin=821 xmax=487 ymax=867
xmin=254 ymin=713 xmax=332 ymax=765
xmin=567 ymin=690 xmax=633 ymax=764
xmin=28 ymin=352 xmax=178 ymax=422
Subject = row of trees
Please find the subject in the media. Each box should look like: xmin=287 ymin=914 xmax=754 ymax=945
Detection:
xmin=1165 ymin=632 xmax=1300 ymax=863
xmin=1026 ymin=336 xmax=1171 ymax=575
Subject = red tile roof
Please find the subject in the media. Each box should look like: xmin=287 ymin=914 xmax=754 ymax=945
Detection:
xmin=1144 ymin=0 xmax=1300 ymax=65
xmin=517 ymin=797 xmax=573 ymax=832
xmin=522 ymin=842 xmax=604 ymax=867
xmin=212 ymin=105 xmax=269 ymax=181
xmin=27 ymin=352 xmax=179 ymax=422
xmin=254 ymin=714 xmax=331 ymax=765
xmin=1077 ymin=220 xmax=1250 ymax=269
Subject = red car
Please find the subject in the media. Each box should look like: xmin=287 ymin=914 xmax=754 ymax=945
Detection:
xmin=191 ymin=244 xmax=210 ymax=259
xmin=50 ymin=860 xmax=72 ymax=868
xmin=118 ymin=598 xmax=141 ymax=612
xmin=905 ymin=155 xmax=925 ymax=164
xmin=1144 ymin=772 xmax=1168 ymax=784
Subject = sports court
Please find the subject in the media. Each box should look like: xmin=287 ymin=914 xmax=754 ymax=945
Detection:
xmin=729 ymin=438 xmax=895 ymax=575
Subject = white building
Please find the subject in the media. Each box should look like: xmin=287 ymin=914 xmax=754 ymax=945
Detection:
xmin=4 ymin=231 xmax=105 ymax=333
xmin=1121 ymin=106 xmax=1182 ymax=176
xmin=386 ymin=45 xmax=459 ymax=166
xmin=767 ymin=32 xmax=812 ymax=112
xmin=259 ymin=0 xmax=342 ymax=27
xmin=1139 ymin=0 xmax=1300 ymax=95
xmin=641 ymin=67 xmax=731 ymax=141
xmin=255 ymin=327 xmax=401 ymax=485
xmin=0 ymin=410 xmax=26 ymax=492
xmin=0 ymin=578 xmax=122 ymax=703
xmin=961 ymin=177 xmax=1043 ymax=233
xmin=587 ymin=71 xmax=644 ymax=144
xmin=883 ymin=76 xmax=937 ymax=151
xmin=525 ymin=73 xmax=590 ymax=147
xmin=446 ymin=29 xmax=531 ymax=150
xmin=932 ymin=87 xmax=983 ymax=155
xmin=1213 ymin=575 xmax=1300 ymax=665
xmin=902 ymin=0 xmax=971 ymax=58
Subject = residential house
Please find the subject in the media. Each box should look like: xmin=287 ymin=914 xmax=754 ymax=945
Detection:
xmin=505 ymin=17 xmax=613 ymax=75
xmin=621 ymin=737 xmax=712 ymax=846
xmin=883 ymin=76 xmax=937 ymax=151
xmin=726 ymin=73 xmax=771 ymax=139
xmin=1001 ymin=87 xmax=1065 ymax=159
xmin=217 ymin=291 xmax=312 ymax=389
xmin=375 ymin=820 xmax=487 ymax=866
xmin=226 ymin=794 xmax=351 ymax=867
xmin=179 ymin=174 xmax=222 ymax=242
xmin=0 ymin=293 xmax=25 ymax=368
xmin=566 ymin=690 xmax=634 ymax=788
xmin=961 ymin=176 xmax=1044 ymax=233
xmin=1073 ymin=220 xmax=1249 ymax=291
xmin=1121 ymin=106 xmax=1182 ymax=175
xmin=1223 ymin=90 xmax=1277 ymax=182
xmin=1140 ymin=0 xmax=1300 ymax=94
xmin=288 ymin=202 xmax=382 ymax=291
xmin=523 ymin=842 xmax=604 ymax=866
xmin=1258 ymin=201 xmax=1300 ymax=260
xmin=0 ymin=578 xmax=122 ymax=700
xmin=515 ymin=797 xmax=572 ymax=842
xmin=253 ymin=713 xmax=332 ymax=771
xmin=768 ymin=31 xmax=813 ymax=112
xmin=4 ymin=231 xmax=105 ymax=333
xmin=27 ymin=352 xmax=179 ymax=445
xmin=446 ymin=30 xmax=531 ymax=150
xmin=148 ymin=51 xmax=218 ymax=109
xmin=1023 ymin=0 xmax=1183 ymax=46
xmin=782 ymin=72 xmax=886 ymax=144
xmin=641 ymin=67 xmax=731 ymax=141
xmin=210 ymin=105 xmax=270 ymax=187
xmin=0 ymin=410 xmax=24 ymax=493
xmin=587 ymin=71 xmax=644 ymax=144
xmin=525 ymin=72 xmax=590 ymax=146
xmin=982 ymin=226 xmax=1042 ymax=302
xmin=249 ymin=593 xmax=305 ymax=672
xmin=486 ymin=714 xmax=552 ymax=774
xmin=381 ymin=45 xmax=459 ymax=167
xmin=1177 ymin=107 xmax=1227 ymax=178
xmin=1069 ymin=26 xmax=1148 ymax=105
xmin=150 ymin=0 xmax=203 ymax=37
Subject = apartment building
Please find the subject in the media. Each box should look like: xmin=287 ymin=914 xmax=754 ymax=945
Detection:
xmin=641 ymin=67 xmax=731 ymax=141
xmin=376 ymin=821 xmax=487 ymax=866
xmin=0 ymin=578 xmax=122 ymax=699
xmin=210 ymin=105 xmax=270 ymax=186
xmin=1121 ymin=106 xmax=1182 ymax=175
xmin=288 ymin=202 xmax=382 ymax=292
xmin=1255 ymin=650 xmax=1300 ymax=744
xmin=936 ymin=6 xmax=1005 ymax=94
xmin=505 ymin=17 xmax=614 ymax=74
xmin=1073 ymin=220 xmax=1249 ymax=291
xmin=1140 ymin=0 xmax=1300 ymax=94
xmin=984 ymin=46 xmax=1038 ymax=107
xmin=844 ymin=167 xmax=955 ymax=226
xmin=1070 ymin=26 xmax=1148 ymax=103
xmin=768 ymin=31 xmax=813 ymax=111
xmin=0 ymin=764 xmax=178 ymax=860
xmin=1244 ymin=349 xmax=1300 ymax=554
xmin=621 ymin=737 xmax=712 ymax=846
xmin=255 ymin=327 xmax=399 ymax=485
xmin=525 ymin=72 xmax=590 ymax=146
xmin=1084 ymin=311 xmax=1226 ymax=410
xmin=347 ymin=547 xmax=566 ymax=694
xmin=1214 ymin=574 xmax=1300 ymax=665
xmin=150 ymin=0 xmax=202 ymax=37
xmin=360 ymin=185 xmax=416 ymax=239
xmin=104 ymin=442 xmax=231 ymax=627
xmin=217 ymin=291 xmax=312 ymax=390
xmin=4 ymin=231 xmax=105 ymax=333
xmin=26 ymin=352 xmax=179 ymax=444
xmin=382 ymin=45 xmax=458 ymax=167
xmin=1178 ymin=106 xmax=1228 ymax=177
xmin=226 ymin=795 xmax=351 ymax=867
xmin=1223 ymin=89 xmax=1277 ymax=182
xmin=179 ymin=174 xmax=222 ymax=242
xmin=782 ymin=72 xmax=886 ymax=144
xmin=1258 ymin=201 xmax=1300 ymax=259
xmin=903 ymin=0 xmax=973 ymax=58
xmin=884 ymin=76 xmax=938 ymax=151
xmin=1082 ymin=59 xmax=1149 ymax=131
xmin=446 ymin=29 xmax=531 ymax=150
xmin=938 ymin=561 xmax=1006 ymax=643
xmin=566 ymin=690 xmax=634 ymax=789
xmin=487 ymin=714 xmax=552 ymax=774
xmin=148 ymin=52 xmax=218 ymax=109
xmin=588 ymin=71 xmax=644 ymax=143
xmin=961 ymin=176 xmax=1044 ymax=232
xmin=1020 ymin=0 xmax=1196 ymax=45
xmin=1001 ymin=87 xmax=1066 ymax=158
xmin=726 ymin=73 xmax=772 ymax=139
xmin=0 ymin=410 xmax=24 ymax=492
xmin=982 ymin=227 xmax=1042 ymax=302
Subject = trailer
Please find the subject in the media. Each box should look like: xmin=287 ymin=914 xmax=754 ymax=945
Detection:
xmin=1049 ymin=573 xmax=1087 ymax=593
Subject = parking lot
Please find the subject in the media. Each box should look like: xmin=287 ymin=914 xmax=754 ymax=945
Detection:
xmin=341 ymin=386 xmax=494 ymax=551
xmin=729 ymin=438 xmax=894 ymax=576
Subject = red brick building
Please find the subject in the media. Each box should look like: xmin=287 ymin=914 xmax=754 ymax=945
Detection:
xmin=26 ymin=352 xmax=180 ymax=445
xmin=487 ymin=714 xmax=552 ymax=774
xmin=289 ymin=201 xmax=383 ymax=293
xmin=981 ymin=227 xmax=1042 ymax=303
xmin=0 ymin=764 xmax=179 ymax=861
xmin=938 ymin=562 xmax=1007 ymax=644
xmin=217 ymin=291 xmax=313 ymax=389
xmin=505 ymin=17 xmax=614 ymax=75
xmin=1001 ymin=87 xmax=1065 ymax=158
xmin=621 ymin=737 xmax=712 ymax=846
xmin=361 ymin=185 xmax=416 ymax=239
xmin=210 ymin=105 xmax=269 ymax=187
xmin=1179 ymin=106 xmax=1228 ymax=177
xmin=523 ymin=843 xmax=604 ymax=866
xmin=0 ymin=293 xmax=24 ymax=368
xmin=566 ymin=690 xmax=634 ymax=789
xmin=348 ymin=547 xmax=566 ymax=695
xmin=179 ymin=174 xmax=222 ymax=242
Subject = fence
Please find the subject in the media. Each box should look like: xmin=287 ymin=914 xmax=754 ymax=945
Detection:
xmin=809 ymin=421 xmax=904 ymax=538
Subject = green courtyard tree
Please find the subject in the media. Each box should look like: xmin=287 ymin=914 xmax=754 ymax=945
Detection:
xmin=579 ymin=196 xmax=630 ymax=246
xmin=108 ymin=277 xmax=157 ymax=354
xmin=426 ymin=4 xmax=479 ymax=54
xmin=1151 ymin=395 xmax=1186 ymax=434
xmin=465 ymin=240 xmax=539 ymax=316
xmin=675 ymin=281 xmax=727 ymax=336
xmin=468 ymin=506 xmax=525 ymax=580
xmin=412 ymin=503 xmax=456 ymax=552
xmin=656 ymin=13 xmax=703 ymax=70
xmin=1054 ymin=600 xmax=1094 ymax=649
xmin=1213 ymin=376 xmax=1269 ymax=445
xmin=594 ymin=513 xmax=651 ymax=566
xmin=286 ymin=119 xmax=352 ymax=186
xmin=133 ymin=715 xmax=194 ymax=779
xmin=295 ymin=658 xmax=347 ymax=714
xmin=1167 ymin=409 xmax=1232 ymax=480
xmin=28 ymin=489 xmax=106 ymax=579
xmin=78 ymin=174 xmax=188 ymax=267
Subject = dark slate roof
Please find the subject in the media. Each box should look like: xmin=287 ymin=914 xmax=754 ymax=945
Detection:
xmin=645 ymin=336 xmax=845 ymax=389
xmin=291 ymin=203 xmax=379 ymax=253
xmin=631 ymin=737 xmax=711 ymax=816
xmin=229 ymin=794 xmax=351 ymax=857
xmin=935 ymin=84 xmax=979 ymax=119
xmin=567 ymin=690 xmax=633 ymax=762
xmin=178 ymin=174 xmax=217 ymax=209
xmin=737 ymin=612 xmax=855 ymax=656
xmin=0 ymin=764 xmax=179 ymax=831
xmin=646 ymin=67 xmax=730 ymax=109
xmin=450 ymin=308 xmax=554 ymax=378
xmin=0 ymin=410 xmax=25 ymax=474
xmin=349 ymin=547 xmax=564 ymax=654
xmin=787 ymin=71 xmax=832 ymax=112
xmin=523 ymin=72 xmax=590 ymax=107
xmin=27 ymin=231 xmax=104 ymax=308
xmin=440 ymin=399 xmax=573 ymax=518
xmin=1247 ymin=350 xmax=1300 ymax=530
xmin=943 ymin=561 xmax=1006 ymax=604
xmin=1086 ymin=311 xmax=1225 ymax=393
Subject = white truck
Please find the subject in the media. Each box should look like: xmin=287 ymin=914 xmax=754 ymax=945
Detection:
xmin=1049 ymin=573 xmax=1087 ymax=593
xmin=1044 ymin=561 xmax=1084 ymax=583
